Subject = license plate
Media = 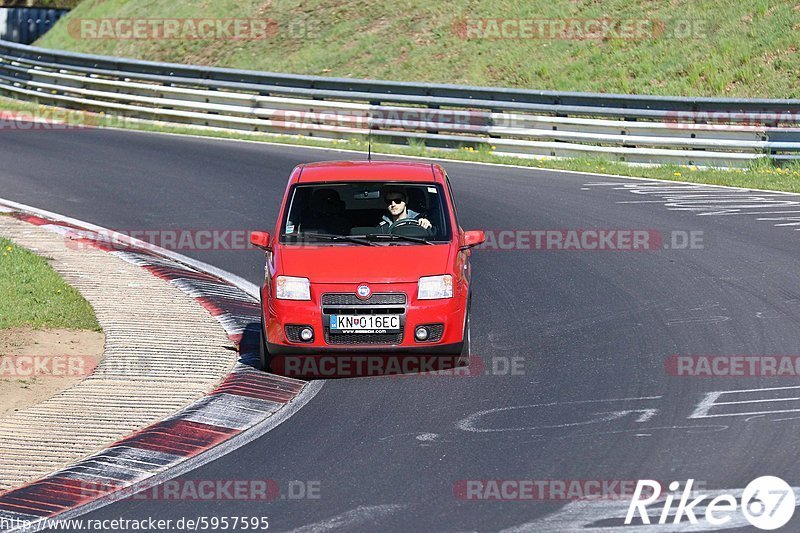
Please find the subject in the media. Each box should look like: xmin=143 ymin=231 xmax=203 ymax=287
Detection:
xmin=329 ymin=314 xmax=400 ymax=333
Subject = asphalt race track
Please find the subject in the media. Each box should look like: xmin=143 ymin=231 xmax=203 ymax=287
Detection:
xmin=2 ymin=127 xmax=800 ymax=532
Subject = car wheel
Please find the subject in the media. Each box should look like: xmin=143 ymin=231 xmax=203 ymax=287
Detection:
xmin=458 ymin=298 xmax=471 ymax=367
xmin=259 ymin=322 xmax=269 ymax=371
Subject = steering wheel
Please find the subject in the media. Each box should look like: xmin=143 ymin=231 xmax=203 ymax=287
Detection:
xmin=390 ymin=218 xmax=433 ymax=236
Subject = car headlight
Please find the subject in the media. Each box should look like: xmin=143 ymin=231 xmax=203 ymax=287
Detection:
xmin=418 ymin=275 xmax=453 ymax=300
xmin=275 ymin=276 xmax=311 ymax=300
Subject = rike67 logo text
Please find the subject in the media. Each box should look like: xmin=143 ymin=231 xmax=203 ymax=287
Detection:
xmin=626 ymin=477 xmax=795 ymax=530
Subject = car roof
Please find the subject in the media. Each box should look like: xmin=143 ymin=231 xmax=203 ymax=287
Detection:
xmin=296 ymin=161 xmax=443 ymax=183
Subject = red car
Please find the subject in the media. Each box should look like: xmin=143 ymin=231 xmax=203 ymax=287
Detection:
xmin=250 ymin=160 xmax=485 ymax=372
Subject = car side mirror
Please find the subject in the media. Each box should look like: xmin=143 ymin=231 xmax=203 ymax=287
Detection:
xmin=461 ymin=230 xmax=485 ymax=250
xmin=250 ymin=231 xmax=272 ymax=251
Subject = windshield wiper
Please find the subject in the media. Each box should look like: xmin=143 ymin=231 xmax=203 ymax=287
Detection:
xmin=283 ymin=232 xmax=377 ymax=246
xmin=364 ymin=233 xmax=435 ymax=245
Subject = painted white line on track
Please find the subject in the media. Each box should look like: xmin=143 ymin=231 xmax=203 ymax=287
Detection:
xmin=457 ymin=396 xmax=663 ymax=433
xmin=688 ymin=386 xmax=800 ymax=420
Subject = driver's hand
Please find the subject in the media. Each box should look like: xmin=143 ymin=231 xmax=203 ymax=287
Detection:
xmin=418 ymin=218 xmax=432 ymax=230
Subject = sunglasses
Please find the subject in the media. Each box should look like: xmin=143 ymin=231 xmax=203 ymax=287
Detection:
xmin=385 ymin=196 xmax=405 ymax=205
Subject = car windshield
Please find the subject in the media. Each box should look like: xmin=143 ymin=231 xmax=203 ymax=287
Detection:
xmin=280 ymin=182 xmax=452 ymax=244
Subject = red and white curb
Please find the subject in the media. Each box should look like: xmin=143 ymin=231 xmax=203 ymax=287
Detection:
xmin=0 ymin=199 xmax=322 ymax=532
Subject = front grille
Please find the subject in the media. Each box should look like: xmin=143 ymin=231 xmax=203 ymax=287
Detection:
xmin=325 ymin=332 xmax=404 ymax=345
xmin=321 ymin=292 xmax=407 ymax=345
xmin=417 ymin=323 xmax=444 ymax=343
xmin=321 ymin=293 xmax=407 ymax=306
xmin=323 ymin=306 xmax=405 ymax=315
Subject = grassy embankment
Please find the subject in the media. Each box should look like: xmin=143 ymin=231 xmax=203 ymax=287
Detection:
xmin=0 ymin=236 xmax=99 ymax=331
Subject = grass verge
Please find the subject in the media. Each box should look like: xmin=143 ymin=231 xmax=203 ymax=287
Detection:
xmin=0 ymin=236 xmax=100 ymax=331
xmin=2 ymin=95 xmax=800 ymax=193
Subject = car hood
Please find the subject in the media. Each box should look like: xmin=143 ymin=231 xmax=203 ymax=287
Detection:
xmin=278 ymin=244 xmax=452 ymax=283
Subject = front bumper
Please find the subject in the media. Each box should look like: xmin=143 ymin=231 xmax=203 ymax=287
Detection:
xmin=266 ymin=342 xmax=464 ymax=356
xmin=262 ymin=281 xmax=466 ymax=355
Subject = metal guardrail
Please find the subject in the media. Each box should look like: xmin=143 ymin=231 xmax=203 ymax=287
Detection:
xmin=1 ymin=39 xmax=800 ymax=167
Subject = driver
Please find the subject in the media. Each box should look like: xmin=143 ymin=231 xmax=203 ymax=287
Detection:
xmin=378 ymin=186 xmax=432 ymax=230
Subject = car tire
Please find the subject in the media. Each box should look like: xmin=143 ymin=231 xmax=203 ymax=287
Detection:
xmin=458 ymin=297 xmax=471 ymax=367
xmin=259 ymin=322 xmax=269 ymax=371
